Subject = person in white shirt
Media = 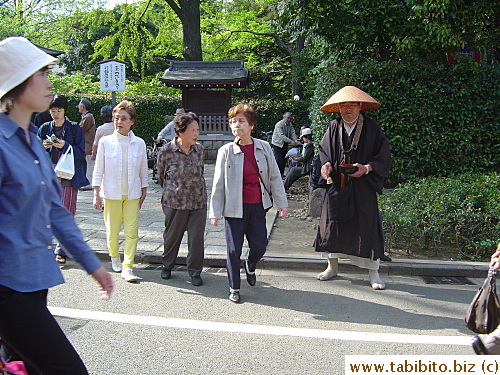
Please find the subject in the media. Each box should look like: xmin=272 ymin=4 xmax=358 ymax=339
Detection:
xmin=92 ymin=100 xmax=148 ymax=282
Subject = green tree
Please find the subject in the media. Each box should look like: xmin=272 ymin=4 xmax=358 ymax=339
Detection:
xmin=0 ymin=0 xmax=93 ymax=46
xmin=280 ymin=0 xmax=498 ymax=63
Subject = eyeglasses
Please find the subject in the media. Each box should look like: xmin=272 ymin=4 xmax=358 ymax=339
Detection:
xmin=113 ymin=116 xmax=131 ymax=121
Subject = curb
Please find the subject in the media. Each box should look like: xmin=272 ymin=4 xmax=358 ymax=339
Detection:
xmin=92 ymin=250 xmax=489 ymax=278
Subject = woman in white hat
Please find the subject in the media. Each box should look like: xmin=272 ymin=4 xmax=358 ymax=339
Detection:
xmin=314 ymin=86 xmax=391 ymax=290
xmin=0 ymin=36 xmax=113 ymax=374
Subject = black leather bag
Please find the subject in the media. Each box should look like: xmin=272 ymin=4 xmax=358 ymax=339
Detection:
xmin=465 ymin=269 xmax=500 ymax=334
xmin=327 ymin=183 xmax=355 ymax=222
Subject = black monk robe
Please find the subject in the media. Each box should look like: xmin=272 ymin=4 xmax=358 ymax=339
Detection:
xmin=314 ymin=115 xmax=391 ymax=260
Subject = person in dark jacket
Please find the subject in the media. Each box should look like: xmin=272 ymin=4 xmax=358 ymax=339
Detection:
xmin=314 ymin=86 xmax=391 ymax=290
xmin=284 ymin=128 xmax=314 ymax=190
xmin=38 ymin=94 xmax=89 ymax=264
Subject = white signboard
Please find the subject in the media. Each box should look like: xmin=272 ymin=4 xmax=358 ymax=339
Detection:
xmin=100 ymin=61 xmax=126 ymax=92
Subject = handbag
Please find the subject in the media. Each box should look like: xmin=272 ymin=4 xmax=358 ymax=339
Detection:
xmin=465 ymin=268 xmax=500 ymax=334
xmin=54 ymin=145 xmax=75 ymax=180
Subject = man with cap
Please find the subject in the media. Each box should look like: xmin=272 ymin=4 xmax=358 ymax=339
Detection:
xmin=314 ymin=86 xmax=391 ymax=290
xmin=283 ymin=127 xmax=314 ymax=190
xmin=78 ymin=98 xmax=95 ymax=190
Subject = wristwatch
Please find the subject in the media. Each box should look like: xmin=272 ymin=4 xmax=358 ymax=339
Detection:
xmin=364 ymin=164 xmax=371 ymax=174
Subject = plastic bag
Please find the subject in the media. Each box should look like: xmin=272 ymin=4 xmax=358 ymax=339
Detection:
xmin=54 ymin=145 xmax=75 ymax=180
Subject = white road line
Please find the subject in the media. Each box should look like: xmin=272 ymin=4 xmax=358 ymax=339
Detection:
xmin=49 ymin=306 xmax=471 ymax=346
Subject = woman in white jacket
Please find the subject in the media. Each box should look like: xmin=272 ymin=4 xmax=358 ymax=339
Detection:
xmin=93 ymin=100 xmax=148 ymax=282
xmin=210 ymin=104 xmax=288 ymax=303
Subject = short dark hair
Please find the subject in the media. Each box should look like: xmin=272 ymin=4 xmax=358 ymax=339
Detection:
xmin=302 ymin=134 xmax=312 ymax=141
xmin=228 ymin=104 xmax=258 ymax=127
xmin=49 ymin=94 xmax=68 ymax=112
xmin=100 ymin=105 xmax=113 ymax=123
xmin=174 ymin=112 xmax=199 ymax=135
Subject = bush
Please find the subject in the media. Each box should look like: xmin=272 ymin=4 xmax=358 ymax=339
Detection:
xmin=58 ymin=94 xmax=311 ymax=144
xmin=309 ymin=60 xmax=500 ymax=187
xmin=379 ymin=173 xmax=500 ymax=260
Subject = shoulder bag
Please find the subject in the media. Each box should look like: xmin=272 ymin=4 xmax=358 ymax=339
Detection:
xmin=465 ymin=268 xmax=500 ymax=334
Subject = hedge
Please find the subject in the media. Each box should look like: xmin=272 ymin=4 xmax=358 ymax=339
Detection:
xmin=309 ymin=60 xmax=500 ymax=186
xmin=61 ymin=94 xmax=310 ymax=145
xmin=62 ymin=94 xmax=181 ymax=146
xmin=379 ymin=173 xmax=500 ymax=260
xmin=58 ymin=59 xmax=499 ymax=185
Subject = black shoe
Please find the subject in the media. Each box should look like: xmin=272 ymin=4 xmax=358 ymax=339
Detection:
xmin=161 ymin=266 xmax=171 ymax=280
xmin=245 ymin=261 xmax=256 ymax=286
xmin=191 ymin=275 xmax=203 ymax=286
xmin=229 ymin=291 xmax=240 ymax=303
xmin=471 ymin=336 xmax=489 ymax=355
xmin=380 ymin=254 xmax=392 ymax=262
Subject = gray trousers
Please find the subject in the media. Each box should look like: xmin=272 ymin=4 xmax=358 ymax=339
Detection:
xmin=162 ymin=205 xmax=206 ymax=276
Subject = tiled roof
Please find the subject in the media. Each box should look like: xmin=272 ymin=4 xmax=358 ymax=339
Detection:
xmin=159 ymin=60 xmax=249 ymax=88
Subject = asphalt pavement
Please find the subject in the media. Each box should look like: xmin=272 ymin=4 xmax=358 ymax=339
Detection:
xmin=74 ymin=163 xmax=489 ymax=279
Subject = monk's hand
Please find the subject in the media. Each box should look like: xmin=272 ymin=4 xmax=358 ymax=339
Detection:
xmin=350 ymin=163 xmax=368 ymax=178
xmin=321 ymin=162 xmax=332 ymax=179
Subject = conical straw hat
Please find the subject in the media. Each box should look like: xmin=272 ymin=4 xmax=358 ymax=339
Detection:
xmin=320 ymin=86 xmax=380 ymax=113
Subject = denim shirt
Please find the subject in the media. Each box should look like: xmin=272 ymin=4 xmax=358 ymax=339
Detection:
xmin=0 ymin=114 xmax=101 ymax=292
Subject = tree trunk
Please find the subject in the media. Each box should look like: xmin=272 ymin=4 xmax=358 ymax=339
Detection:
xmin=165 ymin=0 xmax=202 ymax=61
xmin=291 ymin=34 xmax=305 ymax=99
xmin=180 ymin=0 xmax=202 ymax=61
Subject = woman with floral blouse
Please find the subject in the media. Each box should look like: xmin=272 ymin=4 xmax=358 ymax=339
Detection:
xmin=156 ymin=112 xmax=207 ymax=287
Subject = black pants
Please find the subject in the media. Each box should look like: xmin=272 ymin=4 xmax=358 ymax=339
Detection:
xmin=284 ymin=166 xmax=305 ymax=189
xmin=224 ymin=203 xmax=268 ymax=290
xmin=162 ymin=205 xmax=206 ymax=276
xmin=272 ymin=143 xmax=288 ymax=177
xmin=0 ymin=285 xmax=88 ymax=375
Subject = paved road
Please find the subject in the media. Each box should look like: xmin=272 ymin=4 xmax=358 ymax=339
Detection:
xmin=50 ymin=265 xmax=479 ymax=375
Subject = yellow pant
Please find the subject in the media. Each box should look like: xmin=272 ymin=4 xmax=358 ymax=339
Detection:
xmin=103 ymin=196 xmax=140 ymax=268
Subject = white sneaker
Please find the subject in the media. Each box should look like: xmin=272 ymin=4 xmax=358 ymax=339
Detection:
xmin=121 ymin=267 xmax=141 ymax=282
xmin=111 ymin=257 xmax=122 ymax=272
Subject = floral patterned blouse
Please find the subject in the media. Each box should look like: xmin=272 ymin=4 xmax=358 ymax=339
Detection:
xmin=157 ymin=138 xmax=207 ymax=210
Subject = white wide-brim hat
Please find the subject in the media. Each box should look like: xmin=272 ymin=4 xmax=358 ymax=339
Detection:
xmin=0 ymin=37 xmax=57 ymax=99
xmin=320 ymin=86 xmax=380 ymax=113
xmin=301 ymin=128 xmax=312 ymax=137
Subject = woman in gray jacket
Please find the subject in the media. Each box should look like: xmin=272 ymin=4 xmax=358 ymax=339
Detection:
xmin=210 ymin=104 xmax=288 ymax=303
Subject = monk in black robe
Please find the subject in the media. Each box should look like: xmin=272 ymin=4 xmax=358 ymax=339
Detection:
xmin=314 ymin=86 xmax=391 ymax=290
